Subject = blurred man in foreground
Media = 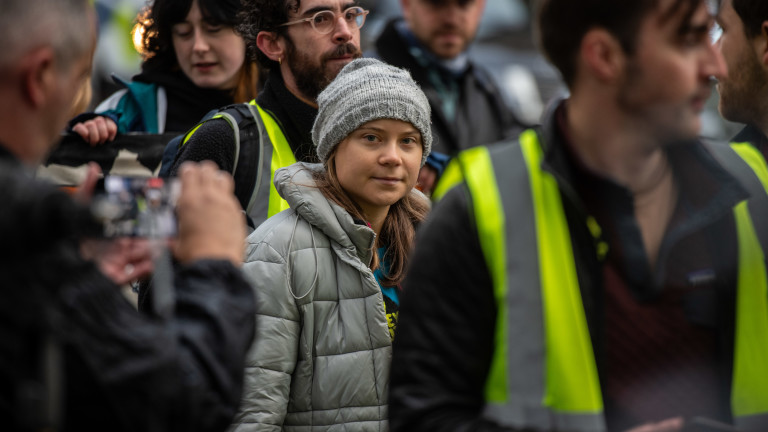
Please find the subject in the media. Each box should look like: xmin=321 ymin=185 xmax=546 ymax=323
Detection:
xmin=391 ymin=0 xmax=768 ymax=430
xmin=0 ymin=0 xmax=256 ymax=430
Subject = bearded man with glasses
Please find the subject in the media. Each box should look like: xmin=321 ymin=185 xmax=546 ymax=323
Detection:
xmin=166 ymin=0 xmax=366 ymax=230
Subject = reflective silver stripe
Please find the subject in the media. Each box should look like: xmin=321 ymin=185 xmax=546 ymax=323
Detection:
xmin=481 ymin=143 xmax=547 ymax=426
xmin=735 ymin=413 xmax=768 ymax=431
xmin=156 ymin=86 xmax=167 ymax=133
xmin=486 ymin=404 xmax=607 ymax=432
xmin=480 ymin=142 xmax=606 ymax=432
xmin=553 ymin=412 xmax=608 ymax=431
xmin=244 ymin=104 xmax=274 ymax=228
xmin=216 ymin=112 xmax=240 ymax=175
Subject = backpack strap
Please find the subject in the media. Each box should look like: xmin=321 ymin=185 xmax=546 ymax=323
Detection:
xmin=216 ymin=104 xmax=264 ymax=222
xmin=242 ymin=103 xmax=267 ymax=218
xmin=199 ymin=103 xmax=264 ymax=230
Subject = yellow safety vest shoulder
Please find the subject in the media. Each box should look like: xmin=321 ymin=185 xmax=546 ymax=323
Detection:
xmin=182 ymin=101 xmax=296 ymax=228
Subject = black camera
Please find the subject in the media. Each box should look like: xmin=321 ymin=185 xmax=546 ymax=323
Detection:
xmin=91 ymin=176 xmax=180 ymax=238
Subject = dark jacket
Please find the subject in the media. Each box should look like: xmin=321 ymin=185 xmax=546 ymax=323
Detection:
xmin=0 ymin=148 xmax=256 ymax=432
xmin=372 ymin=19 xmax=523 ymax=158
xmin=77 ymin=68 xmax=235 ymax=135
xmin=389 ymin=101 xmax=755 ymax=431
xmin=733 ymin=124 xmax=768 ymax=161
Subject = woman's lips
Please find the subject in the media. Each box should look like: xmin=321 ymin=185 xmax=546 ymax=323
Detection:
xmin=194 ymin=62 xmax=217 ymax=72
xmin=373 ymin=177 xmax=401 ymax=185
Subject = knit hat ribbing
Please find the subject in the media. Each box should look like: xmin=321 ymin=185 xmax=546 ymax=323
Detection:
xmin=312 ymin=58 xmax=432 ymax=166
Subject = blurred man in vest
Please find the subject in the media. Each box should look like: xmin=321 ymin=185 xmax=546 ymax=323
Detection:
xmin=390 ymin=0 xmax=768 ymax=430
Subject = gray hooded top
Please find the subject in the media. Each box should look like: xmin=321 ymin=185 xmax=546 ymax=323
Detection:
xmin=233 ymin=162 xmax=426 ymax=431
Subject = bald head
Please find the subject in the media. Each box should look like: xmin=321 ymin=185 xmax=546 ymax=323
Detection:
xmin=0 ymin=0 xmax=95 ymax=165
xmin=0 ymin=0 xmax=93 ymax=72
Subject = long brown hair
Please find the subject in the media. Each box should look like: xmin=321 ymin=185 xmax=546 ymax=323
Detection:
xmin=231 ymin=62 xmax=260 ymax=103
xmin=312 ymin=150 xmax=429 ymax=287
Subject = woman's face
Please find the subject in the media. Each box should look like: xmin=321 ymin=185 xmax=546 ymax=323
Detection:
xmin=171 ymin=0 xmax=246 ymax=90
xmin=334 ymin=118 xmax=423 ymax=218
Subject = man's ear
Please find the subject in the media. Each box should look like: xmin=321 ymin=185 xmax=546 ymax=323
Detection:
xmin=759 ymin=21 xmax=768 ymax=67
xmin=19 ymin=47 xmax=55 ymax=109
xmin=580 ymin=28 xmax=625 ymax=83
xmin=256 ymin=31 xmax=285 ymax=63
xmin=401 ymin=0 xmax=418 ymax=24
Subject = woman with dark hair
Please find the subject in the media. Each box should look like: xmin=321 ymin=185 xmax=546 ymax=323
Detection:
xmin=70 ymin=0 xmax=259 ymax=145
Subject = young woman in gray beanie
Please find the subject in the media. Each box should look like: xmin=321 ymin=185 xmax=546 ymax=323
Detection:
xmin=232 ymin=58 xmax=432 ymax=431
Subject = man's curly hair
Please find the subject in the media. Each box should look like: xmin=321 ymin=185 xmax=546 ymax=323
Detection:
xmin=237 ymin=0 xmax=301 ymax=69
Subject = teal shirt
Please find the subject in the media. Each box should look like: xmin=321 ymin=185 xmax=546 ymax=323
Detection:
xmin=373 ymin=246 xmax=399 ymax=305
xmin=373 ymin=246 xmax=399 ymax=341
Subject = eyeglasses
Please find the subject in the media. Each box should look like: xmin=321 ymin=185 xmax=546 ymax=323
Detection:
xmin=279 ymin=7 xmax=369 ymax=35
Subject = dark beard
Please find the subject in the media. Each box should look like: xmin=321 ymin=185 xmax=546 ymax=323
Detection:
xmin=284 ymin=41 xmax=361 ymax=101
xmin=718 ymin=50 xmax=766 ymax=125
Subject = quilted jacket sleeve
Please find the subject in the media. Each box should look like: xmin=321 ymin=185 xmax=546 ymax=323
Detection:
xmin=231 ymin=239 xmax=301 ymax=431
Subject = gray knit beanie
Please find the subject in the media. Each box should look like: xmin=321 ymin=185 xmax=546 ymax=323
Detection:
xmin=312 ymin=58 xmax=432 ymax=166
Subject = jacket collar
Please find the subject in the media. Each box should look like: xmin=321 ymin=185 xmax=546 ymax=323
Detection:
xmin=392 ymin=20 xmax=470 ymax=77
xmin=374 ymin=19 xmax=477 ymax=84
xmin=732 ymin=124 xmax=767 ymax=144
xmin=732 ymin=124 xmax=768 ymax=162
xmin=274 ymin=163 xmax=376 ymax=266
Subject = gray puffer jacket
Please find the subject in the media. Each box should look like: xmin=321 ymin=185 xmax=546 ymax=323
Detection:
xmin=234 ymin=162 xmax=417 ymax=431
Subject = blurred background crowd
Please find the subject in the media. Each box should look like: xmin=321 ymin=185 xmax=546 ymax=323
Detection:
xmin=92 ymin=0 xmax=741 ymax=141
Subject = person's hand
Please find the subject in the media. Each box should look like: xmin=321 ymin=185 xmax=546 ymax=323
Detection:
xmin=625 ymin=417 xmax=684 ymax=432
xmin=172 ymin=161 xmax=246 ymax=266
xmin=72 ymin=162 xmax=101 ymax=204
xmin=416 ymin=165 xmax=438 ymax=196
xmin=81 ymin=237 xmax=155 ymax=285
xmin=72 ymin=116 xmax=118 ymax=146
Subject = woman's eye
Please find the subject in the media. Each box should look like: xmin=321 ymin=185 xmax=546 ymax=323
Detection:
xmin=364 ymin=135 xmax=378 ymax=142
xmin=206 ymin=25 xmax=223 ymax=33
xmin=173 ymin=27 xmax=192 ymax=37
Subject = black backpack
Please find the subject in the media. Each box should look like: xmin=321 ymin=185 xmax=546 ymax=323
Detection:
xmin=158 ymin=103 xmax=263 ymax=227
xmin=144 ymin=104 xmax=272 ymax=315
